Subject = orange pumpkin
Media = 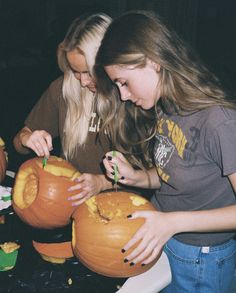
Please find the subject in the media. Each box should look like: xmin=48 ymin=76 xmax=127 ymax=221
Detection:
xmin=32 ymin=240 xmax=73 ymax=264
xmin=72 ymin=191 xmax=160 ymax=277
xmin=12 ymin=156 xmax=81 ymax=229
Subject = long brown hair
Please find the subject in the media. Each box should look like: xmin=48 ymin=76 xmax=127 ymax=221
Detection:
xmin=95 ymin=10 xmax=236 ymax=167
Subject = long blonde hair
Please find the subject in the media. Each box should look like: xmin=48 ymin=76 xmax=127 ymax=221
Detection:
xmin=57 ymin=13 xmax=111 ymax=160
xmin=95 ymin=10 xmax=236 ymax=167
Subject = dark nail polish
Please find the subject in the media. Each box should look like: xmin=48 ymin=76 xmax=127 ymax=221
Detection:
xmin=130 ymin=262 xmax=135 ymax=266
xmin=124 ymin=258 xmax=128 ymax=263
xmin=107 ymin=156 xmax=112 ymax=161
xmin=127 ymin=214 xmax=132 ymax=218
xmin=121 ymin=176 xmax=125 ymax=180
xmin=141 ymin=263 xmax=146 ymax=267
xmin=121 ymin=249 xmax=126 ymax=253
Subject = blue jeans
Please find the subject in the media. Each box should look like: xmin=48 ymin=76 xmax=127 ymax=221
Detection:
xmin=162 ymin=237 xmax=236 ymax=293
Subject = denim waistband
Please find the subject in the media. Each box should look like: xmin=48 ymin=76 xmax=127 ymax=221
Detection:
xmin=168 ymin=237 xmax=236 ymax=254
xmin=203 ymin=238 xmax=235 ymax=252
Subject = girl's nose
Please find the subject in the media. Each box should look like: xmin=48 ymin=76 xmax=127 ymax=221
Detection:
xmin=119 ymin=87 xmax=131 ymax=101
xmin=80 ymin=73 xmax=91 ymax=87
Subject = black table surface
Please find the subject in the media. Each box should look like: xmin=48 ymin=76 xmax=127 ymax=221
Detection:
xmin=0 ymin=212 xmax=127 ymax=293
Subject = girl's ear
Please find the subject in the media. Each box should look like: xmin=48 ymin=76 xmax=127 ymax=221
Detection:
xmin=147 ymin=58 xmax=161 ymax=72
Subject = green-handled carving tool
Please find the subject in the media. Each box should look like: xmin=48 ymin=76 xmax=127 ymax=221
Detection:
xmin=112 ymin=151 xmax=118 ymax=191
xmin=42 ymin=157 xmax=48 ymax=169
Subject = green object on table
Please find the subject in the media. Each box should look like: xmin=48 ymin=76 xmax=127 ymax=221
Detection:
xmin=2 ymin=195 xmax=11 ymax=202
xmin=0 ymin=249 xmax=18 ymax=271
xmin=42 ymin=157 xmax=48 ymax=169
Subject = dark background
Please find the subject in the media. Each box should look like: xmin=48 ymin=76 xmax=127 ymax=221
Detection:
xmin=0 ymin=0 xmax=236 ymax=173
xmin=0 ymin=1 xmax=236 ymax=292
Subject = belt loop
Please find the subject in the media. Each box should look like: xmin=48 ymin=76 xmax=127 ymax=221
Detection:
xmin=201 ymin=246 xmax=210 ymax=253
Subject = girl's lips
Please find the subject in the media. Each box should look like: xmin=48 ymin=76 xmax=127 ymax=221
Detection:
xmin=88 ymin=85 xmax=96 ymax=92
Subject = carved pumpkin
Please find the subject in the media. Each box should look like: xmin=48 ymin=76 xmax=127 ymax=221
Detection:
xmin=32 ymin=240 xmax=73 ymax=264
xmin=31 ymin=223 xmax=74 ymax=264
xmin=72 ymin=191 xmax=160 ymax=277
xmin=12 ymin=156 xmax=81 ymax=229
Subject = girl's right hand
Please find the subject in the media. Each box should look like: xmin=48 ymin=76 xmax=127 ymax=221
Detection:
xmin=103 ymin=151 xmax=138 ymax=187
xmin=21 ymin=129 xmax=53 ymax=158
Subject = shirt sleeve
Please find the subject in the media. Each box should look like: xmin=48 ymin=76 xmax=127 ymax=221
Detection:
xmin=207 ymin=119 xmax=236 ymax=176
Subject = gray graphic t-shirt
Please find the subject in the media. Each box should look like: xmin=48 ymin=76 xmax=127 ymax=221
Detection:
xmin=152 ymin=106 xmax=236 ymax=246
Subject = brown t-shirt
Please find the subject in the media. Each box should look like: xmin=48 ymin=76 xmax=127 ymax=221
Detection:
xmin=25 ymin=77 xmax=111 ymax=174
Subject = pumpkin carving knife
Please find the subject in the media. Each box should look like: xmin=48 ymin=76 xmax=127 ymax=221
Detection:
xmin=112 ymin=151 xmax=118 ymax=192
xmin=42 ymin=157 xmax=48 ymax=169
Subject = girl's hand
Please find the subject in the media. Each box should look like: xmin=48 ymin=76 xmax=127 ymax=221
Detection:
xmin=21 ymin=129 xmax=53 ymax=158
xmin=122 ymin=211 xmax=177 ymax=265
xmin=103 ymin=151 xmax=161 ymax=189
xmin=67 ymin=173 xmax=105 ymax=206
xmin=103 ymin=151 xmax=137 ymax=186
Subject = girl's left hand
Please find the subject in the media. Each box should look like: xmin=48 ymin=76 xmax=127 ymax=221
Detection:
xmin=67 ymin=173 xmax=103 ymax=206
xmin=122 ymin=210 xmax=176 ymax=265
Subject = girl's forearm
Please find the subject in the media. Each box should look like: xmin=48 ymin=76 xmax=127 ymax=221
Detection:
xmin=97 ymin=174 xmax=113 ymax=191
xmin=170 ymin=204 xmax=236 ymax=235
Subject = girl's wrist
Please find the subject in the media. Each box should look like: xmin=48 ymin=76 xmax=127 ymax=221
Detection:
xmin=98 ymin=174 xmax=113 ymax=192
xmin=132 ymin=169 xmax=151 ymax=188
xmin=170 ymin=211 xmax=191 ymax=235
xmin=19 ymin=131 xmax=30 ymax=147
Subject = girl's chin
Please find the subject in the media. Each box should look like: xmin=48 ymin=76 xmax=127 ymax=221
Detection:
xmin=88 ymin=87 xmax=96 ymax=93
xmin=139 ymin=102 xmax=155 ymax=110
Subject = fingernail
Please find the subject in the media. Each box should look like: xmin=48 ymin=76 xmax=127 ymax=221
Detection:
xmin=121 ymin=249 xmax=126 ymax=253
xmin=121 ymin=176 xmax=125 ymax=180
xmin=124 ymin=258 xmax=128 ymax=263
xmin=130 ymin=262 xmax=135 ymax=266
xmin=107 ymin=156 xmax=112 ymax=161
xmin=141 ymin=263 xmax=146 ymax=267
xmin=127 ymin=214 xmax=132 ymax=218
